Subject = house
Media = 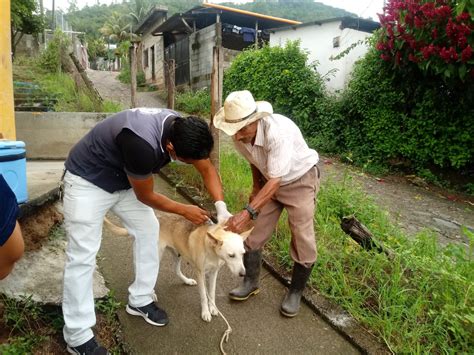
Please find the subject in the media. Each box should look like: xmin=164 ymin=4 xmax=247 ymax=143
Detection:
xmin=136 ymin=3 xmax=300 ymax=90
xmin=269 ymin=17 xmax=380 ymax=92
xmin=134 ymin=5 xmax=169 ymax=88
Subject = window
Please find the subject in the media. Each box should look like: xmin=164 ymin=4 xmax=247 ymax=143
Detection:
xmin=333 ymin=36 xmax=340 ymax=48
xmin=144 ymin=49 xmax=149 ymax=68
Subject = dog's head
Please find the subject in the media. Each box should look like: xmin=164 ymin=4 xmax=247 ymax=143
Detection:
xmin=206 ymin=226 xmax=252 ymax=277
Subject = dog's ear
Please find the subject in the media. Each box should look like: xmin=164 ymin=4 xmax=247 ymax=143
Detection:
xmin=207 ymin=231 xmax=223 ymax=247
xmin=240 ymin=227 xmax=254 ymax=241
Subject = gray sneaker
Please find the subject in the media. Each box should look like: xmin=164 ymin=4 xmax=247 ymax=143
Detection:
xmin=126 ymin=301 xmax=169 ymax=326
xmin=66 ymin=337 xmax=108 ymax=355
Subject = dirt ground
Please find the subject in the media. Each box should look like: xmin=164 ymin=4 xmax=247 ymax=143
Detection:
xmin=321 ymin=156 xmax=474 ymax=247
xmin=86 ymin=69 xmax=166 ymax=109
xmin=19 ymin=203 xmax=63 ymax=252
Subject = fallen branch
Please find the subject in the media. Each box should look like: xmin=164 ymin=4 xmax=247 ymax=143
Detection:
xmin=340 ymin=216 xmax=394 ymax=259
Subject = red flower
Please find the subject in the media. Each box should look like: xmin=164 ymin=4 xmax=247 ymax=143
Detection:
xmin=421 ymin=44 xmax=436 ymax=59
xmin=395 ymin=51 xmax=402 ymax=65
xmin=435 ymin=5 xmax=451 ymax=19
xmin=456 ymin=12 xmax=470 ymax=22
xmin=408 ymin=53 xmax=419 ymax=62
xmin=461 ymin=45 xmax=472 ymax=62
xmin=458 ymin=36 xmax=468 ymax=48
xmin=380 ymin=53 xmax=391 ymax=61
xmin=432 ymin=28 xmax=438 ymax=39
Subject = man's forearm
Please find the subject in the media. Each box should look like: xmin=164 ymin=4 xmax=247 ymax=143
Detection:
xmin=194 ymin=159 xmax=224 ymax=201
xmin=247 ymin=177 xmax=281 ymax=212
xmin=139 ymin=192 xmax=188 ymax=215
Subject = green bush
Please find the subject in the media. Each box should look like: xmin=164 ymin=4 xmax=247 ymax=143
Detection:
xmin=224 ymin=41 xmax=326 ymax=130
xmin=117 ymin=59 xmax=145 ymax=86
xmin=38 ymin=30 xmax=70 ymax=73
xmin=175 ymin=88 xmax=211 ymax=117
xmin=339 ymin=48 xmax=474 ymax=171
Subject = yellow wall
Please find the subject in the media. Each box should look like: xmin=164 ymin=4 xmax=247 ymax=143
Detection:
xmin=0 ymin=0 xmax=16 ymax=140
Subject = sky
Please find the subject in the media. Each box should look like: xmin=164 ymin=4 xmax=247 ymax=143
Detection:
xmin=46 ymin=0 xmax=385 ymax=22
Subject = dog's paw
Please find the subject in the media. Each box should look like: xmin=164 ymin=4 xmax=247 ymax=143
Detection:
xmin=209 ymin=304 xmax=219 ymax=316
xmin=201 ymin=310 xmax=212 ymax=322
xmin=184 ymin=278 xmax=197 ymax=286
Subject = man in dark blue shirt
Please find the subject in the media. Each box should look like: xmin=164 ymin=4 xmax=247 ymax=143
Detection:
xmin=62 ymin=109 xmax=232 ymax=354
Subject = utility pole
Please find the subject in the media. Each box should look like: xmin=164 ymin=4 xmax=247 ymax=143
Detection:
xmin=52 ymin=0 xmax=56 ymax=30
xmin=0 ymin=0 xmax=16 ymax=139
xmin=210 ymin=19 xmax=223 ymax=172
xmin=130 ymin=42 xmax=138 ymax=108
xmin=39 ymin=0 xmax=45 ymax=44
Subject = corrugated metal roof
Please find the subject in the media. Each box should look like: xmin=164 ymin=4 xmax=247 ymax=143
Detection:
xmin=269 ymin=16 xmax=380 ymax=34
xmin=134 ymin=5 xmax=168 ymax=34
xmin=152 ymin=4 xmax=301 ymax=36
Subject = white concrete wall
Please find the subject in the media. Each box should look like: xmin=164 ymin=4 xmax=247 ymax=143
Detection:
xmin=270 ymin=22 xmax=373 ymax=92
xmin=189 ymin=25 xmax=216 ymax=90
xmin=15 ymin=112 xmax=108 ymax=159
xmin=141 ymin=30 xmax=165 ymax=88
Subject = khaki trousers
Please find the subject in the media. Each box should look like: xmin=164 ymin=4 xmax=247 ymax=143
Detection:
xmin=246 ymin=166 xmax=320 ymax=267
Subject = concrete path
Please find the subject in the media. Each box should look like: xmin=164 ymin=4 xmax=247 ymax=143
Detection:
xmin=0 ymin=161 xmax=108 ymax=305
xmin=99 ymin=176 xmax=359 ymax=354
xmin=20 ymin=161 xmax=359 ymax=353
xmin=86 ymin=69 xmax=166 ymax=109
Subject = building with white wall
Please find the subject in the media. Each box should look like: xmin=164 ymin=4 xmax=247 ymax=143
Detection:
xmin=138 ymin=3 xmax=299 ymax=91
xmin=270 ymin=17 xmax=379 ymax=93
xmin=134 ymin=6 xmax=168 ymax=88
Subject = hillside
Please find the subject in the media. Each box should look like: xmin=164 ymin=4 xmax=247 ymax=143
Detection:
xmin=222 ymin=1 xmax=355 ymax=22
xmin=66 ymin=0 xmax=355 ymax=40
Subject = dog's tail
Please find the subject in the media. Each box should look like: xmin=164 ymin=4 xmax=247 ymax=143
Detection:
xmin=103 ymin=217 xmax=129 ymax=236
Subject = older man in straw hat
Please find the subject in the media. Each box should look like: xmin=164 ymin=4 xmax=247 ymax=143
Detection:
xmin=214 ymin=90 xmax=321 ymax=317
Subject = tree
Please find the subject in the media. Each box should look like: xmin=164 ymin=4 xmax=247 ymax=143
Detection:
xmin=128 ymin=0 xmax=153 ymax=26
xmin=11 ymin=0 xmax=45 ymax=58
xmin=100 ymin=11 xmax=137 ymax=43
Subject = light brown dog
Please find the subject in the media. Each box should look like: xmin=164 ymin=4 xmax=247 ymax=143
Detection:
xmin=105 ymin=211 xmax=251 ymax=322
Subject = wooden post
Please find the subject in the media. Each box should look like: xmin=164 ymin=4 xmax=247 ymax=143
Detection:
xmin=255 ymin=20 xmax=259 ymax=49
xmin=210 ymin=20 xmax=223 ymax=173
xmin=0 ymin=0 xmax=16 ymax=139
xmin=166 ymin=59 xmax=175 ymax=110
xmin=130 ymin=42 xmax=137 ymax=108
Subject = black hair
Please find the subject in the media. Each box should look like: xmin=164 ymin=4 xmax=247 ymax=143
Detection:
xmin=169 ymin=116 xmax=214 ymax=160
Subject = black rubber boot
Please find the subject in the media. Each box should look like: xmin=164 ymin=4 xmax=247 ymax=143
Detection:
xmin=229 ymin=250 xmax=262 ymax=301
xmin=280 ymin=263 xmax=313 ymax=317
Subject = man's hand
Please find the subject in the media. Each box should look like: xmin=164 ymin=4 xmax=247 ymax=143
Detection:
xmin=181 ymin=205 xmax=211 ymax=225
xmin=225 ymin=210 xmax=252 ymax=234
xmin=215 ymin=200 xmax=233 ymax=224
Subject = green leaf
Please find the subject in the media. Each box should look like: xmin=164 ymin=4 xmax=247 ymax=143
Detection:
xmin=459 ymin=65 xmax=467 ymax=81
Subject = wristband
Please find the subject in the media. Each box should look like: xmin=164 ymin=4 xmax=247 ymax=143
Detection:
xmin=244 ymin=204 xmax=259 ymax=220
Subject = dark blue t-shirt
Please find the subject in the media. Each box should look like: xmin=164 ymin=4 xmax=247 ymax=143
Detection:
xmin=0 ymin=174 xmax=19 ymax=246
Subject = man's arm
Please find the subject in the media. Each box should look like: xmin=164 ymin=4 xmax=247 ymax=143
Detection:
xmin=128 ymin=175 xmax=210 ymax=225
xmin=226 ymin=174 xmax=281 ymax=233
xmin=249 ymin=164 xmax=263 ymax=202
xmin=192 ymin=158 xmax=233 ymax=223
xmin=192 ymin=158 xmax=224 ymax=201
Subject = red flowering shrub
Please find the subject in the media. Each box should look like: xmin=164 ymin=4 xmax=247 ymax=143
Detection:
xmin=377 ymin=0 xmax=474 ymax=81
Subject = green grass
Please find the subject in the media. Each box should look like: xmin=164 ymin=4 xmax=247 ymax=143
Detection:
xmin=13 ymin=55 xmax=123 ymax=113
xmin=165 ymin=150 xmax=474 ymax=354
xmin=175 ymin=88 xmax=211 ymax=117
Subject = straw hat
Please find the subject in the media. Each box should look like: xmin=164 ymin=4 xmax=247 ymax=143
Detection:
xmin=213 ymin=90 xmax=273 ymax=136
